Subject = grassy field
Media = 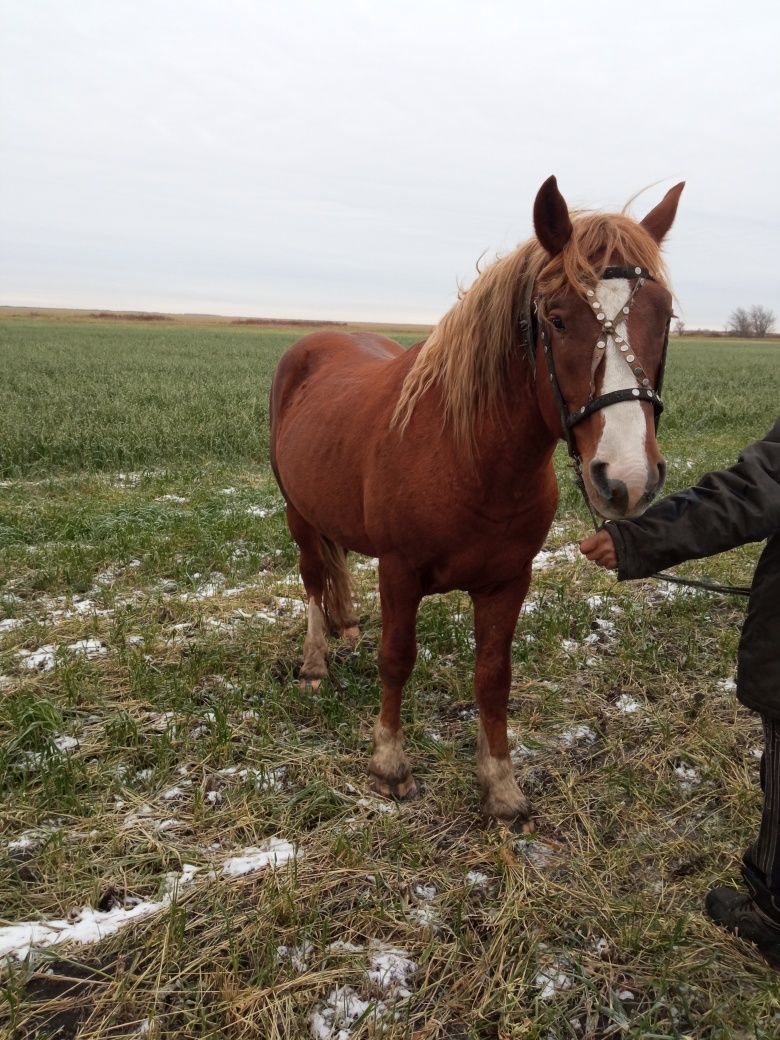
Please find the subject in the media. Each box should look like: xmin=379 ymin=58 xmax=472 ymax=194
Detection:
xmin=0 ymin=315 xmax=778 ymax=1039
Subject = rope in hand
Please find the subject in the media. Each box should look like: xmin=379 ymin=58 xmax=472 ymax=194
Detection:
xmin=573 ymin=458 xmax=752 ymax=599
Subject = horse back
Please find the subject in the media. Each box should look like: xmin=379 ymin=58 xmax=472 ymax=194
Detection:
xmin=269 ymin=331 xmax=413 ymax=496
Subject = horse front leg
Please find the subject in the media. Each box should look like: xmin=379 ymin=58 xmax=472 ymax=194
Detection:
xmin=368 ymin=555 xmax=422 ymax=801
xmin=471 ymin=575 xmax=533 ymax=832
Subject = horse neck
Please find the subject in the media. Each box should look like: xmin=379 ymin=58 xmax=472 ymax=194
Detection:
xmin=473 ymin=351 xmax=558 ymax=477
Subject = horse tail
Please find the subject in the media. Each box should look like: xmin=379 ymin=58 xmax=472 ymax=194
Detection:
xmin=318 ymin=536 xmax=356 ymax=633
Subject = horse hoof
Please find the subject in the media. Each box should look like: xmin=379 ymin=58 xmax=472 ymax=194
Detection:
xmin=342 ymin=625 xmax=360 ymax=643
xmin=510 ymin=816 xmax=535 ymax=835
xmin=370 ymin=773 xmax=420 ymax=802
xmin=299 ymin=677 xmax=323 ymax=692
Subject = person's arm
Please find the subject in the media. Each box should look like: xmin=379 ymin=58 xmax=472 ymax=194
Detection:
xmin=580 ymin=419 xmax=780 ymax=581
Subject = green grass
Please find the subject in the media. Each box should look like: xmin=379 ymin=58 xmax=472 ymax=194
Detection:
xmin=0 ymin=318 xmax=779 ymax=1038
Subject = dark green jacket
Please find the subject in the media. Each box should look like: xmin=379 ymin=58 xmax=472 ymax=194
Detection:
xmin=607 ymin=419 xmax=780 ymax=718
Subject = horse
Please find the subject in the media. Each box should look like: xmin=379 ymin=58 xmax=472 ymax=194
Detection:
xmin=269 ymin=175 xmax=684 ymax=831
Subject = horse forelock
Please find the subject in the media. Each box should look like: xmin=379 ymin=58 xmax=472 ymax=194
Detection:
xmin=392 ymin=210 xmax=669 ymax=451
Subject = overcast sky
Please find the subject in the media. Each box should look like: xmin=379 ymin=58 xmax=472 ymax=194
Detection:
xmin=2 ymin=1 xmax=779 ymax=326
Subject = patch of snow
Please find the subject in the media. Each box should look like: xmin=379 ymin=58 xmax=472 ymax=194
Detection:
xmin=218 ymin=765 xmax=286 ymax=790
xmin=533 ymin=544 xmax=579 ymax=571
xmin=220 ymin=838 xmax=298 ymax=877
xmin=366 ymin=946 xmax=416 ymax=998
xmin=413 ymin=883 xmax=436 ymax=901
xmin=245 ymin=505 xmax=269 ymax=518
xmin=0 ymin=862 xmax=198 ymax=961
xmin=277 ymin=941 xmax=314 ymax=973
xmin=355 ymin=797 xmax=396 ymax=815
xmin=562 ymin=639 xmax=580 ymax=652
xmin=310 ymin=943 xmax=417 ymax=1039
xmin=17 ymin=644 xmax=58 ymax=671
xmin=0 ymin=617 xmax=24 ymax=634
xmin=354 ymin=558 xmax=379 ymax=571
xmin=155 ymin=495 xmax=187 ymax=504
xmin=407 ymin=906 xmax=442 ymax=931
xmin=617 ymin=988 xmax=635 ymax=1002
xmin=614 ymin=694 xmax=642 ymax=714
xmin=274 ymin=596 xmax=306 ymax=616
xmin=592 ymin=937 xmax=610 ymax=958
xmin=6 ymin=825 xmax=59 ymax=852
xmin=115 ymin=472 xmax=142 ymax=487
xmin=161 ymin=783 xmax=192 ymax=801
xmin=674 ymin=762 xmax=701 ymax=790
xmin=465 ymin=870 xmax=489 ymax=887
xmin=535 ymin=958 xmax=574 ymax=1000
xmin=515 ymin=838 xmax=557 ymax=869
xmin=717 ymin=676 xmax=737 ymax=693
xmin=559 ymin=724 xmax=597 ymax=747
xmin=17 ymin=639 xmax=106 ymax=672
xmin=309 ymin=987 xmax=381 ymax=1040
xmin=594 ymin=618 xmax=616 ymax=636
xmin=220 ymin=487 xmax=238 ymax=495
xmin=20 ymin=735 xmax=79 ymax=766
xmin=586 ymin=595 xmax=605 ymax=608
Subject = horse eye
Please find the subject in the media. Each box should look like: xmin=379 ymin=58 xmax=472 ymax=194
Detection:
xmin=551 ymin=316 xmax=566 ymax=331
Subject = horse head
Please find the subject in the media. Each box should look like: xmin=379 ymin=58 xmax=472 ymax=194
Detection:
xmin=532 ymin=176 xmax=684 ymax=520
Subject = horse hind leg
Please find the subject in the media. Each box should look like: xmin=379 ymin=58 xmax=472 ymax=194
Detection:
xmin=286 ymin=506 xmax=330 ymax=689
xmin=369 ymin=555 xmax=421 ymax=801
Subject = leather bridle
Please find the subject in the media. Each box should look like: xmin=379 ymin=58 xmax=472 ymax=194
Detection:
xmin=519 ymin=264 xmax=671 ymax=521
xmin=518 ymin=266 xmax=751 ymax=597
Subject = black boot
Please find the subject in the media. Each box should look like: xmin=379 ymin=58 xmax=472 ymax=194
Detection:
xmin=705 ymin=886 xmax=780 ymax=968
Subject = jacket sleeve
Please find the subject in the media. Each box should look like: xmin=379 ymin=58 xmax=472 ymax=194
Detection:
xmin=608 ymin=419 xmax=780 ymax=581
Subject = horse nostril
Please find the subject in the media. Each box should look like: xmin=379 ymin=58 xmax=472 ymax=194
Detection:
xmin=589 ymin=460 xmax=629 ymax=513
xmin=590 ymin=460 xmax=610 ymax=498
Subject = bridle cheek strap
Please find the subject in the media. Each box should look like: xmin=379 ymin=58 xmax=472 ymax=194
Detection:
xmin=520 ymin=265 xmax=670 ymax=522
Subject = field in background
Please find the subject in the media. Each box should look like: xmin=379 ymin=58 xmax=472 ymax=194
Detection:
xmin=1 ymin=315 xmax=779 ymax=1038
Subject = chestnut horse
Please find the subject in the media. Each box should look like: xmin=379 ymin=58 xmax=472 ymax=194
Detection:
xmin=270 ymin=176 xmax=684 ymax=830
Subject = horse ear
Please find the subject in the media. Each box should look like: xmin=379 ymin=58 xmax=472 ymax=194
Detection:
xmin=640 ymin=182 xmax=685 ymax=243
xmin=533 ymin=176 xmax=573 ymax=256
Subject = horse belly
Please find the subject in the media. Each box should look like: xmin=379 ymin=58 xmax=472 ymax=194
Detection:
xmin=272 ymin=376 xmax=382 ymax=554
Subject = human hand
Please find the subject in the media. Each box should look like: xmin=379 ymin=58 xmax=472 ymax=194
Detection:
xmin=579 ymin=529 xmax=618 ymax=570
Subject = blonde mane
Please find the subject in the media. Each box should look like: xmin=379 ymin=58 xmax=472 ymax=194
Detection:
xmin=392 ymin=211 xmax=669 ymax=449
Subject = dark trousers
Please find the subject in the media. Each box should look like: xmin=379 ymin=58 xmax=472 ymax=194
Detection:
xmin=742 ymin=718 xmax=780 ymax=921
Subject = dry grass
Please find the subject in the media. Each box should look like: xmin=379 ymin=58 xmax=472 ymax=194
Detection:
xmin=1 ymin=321 xmax=779 ymax=1038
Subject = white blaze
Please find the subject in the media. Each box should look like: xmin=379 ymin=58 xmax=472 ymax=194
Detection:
xmin=592 ymin=279 xmax=647 ymax=486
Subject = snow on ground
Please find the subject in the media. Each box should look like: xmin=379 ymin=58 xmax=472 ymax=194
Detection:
xmin=614 ymin=694 xmax=642 ymax=714
xmin=0 ymin=840 xmax=301 ymax=962
xmin=0 ymin=617 xmax=25 ymax=633
xmin=19 ymin=735 xmax=80 ymax=767
xmin=465 ymin=869 xmax=489 ymax=887
xmin=673 ymin=762 xmax=701 ymax=790
xmin=406 ymin=905 xmax=442 ymax=931
xmin=413 ymin=883 xmax=436 ymax=901
xmin=16 ymin=639 xmax=106 ymax=672
xmin=0 ymin=864 xmax=198 ymax=961
xmin=558 ymin=724 xmax=597 ymax=747
xmin=532 ymin=544 xmax=579 ymax=571
xmin=514 ymin=838 xmax=558 ymax=869
xmin=535 ymin=955 xmax=574 ymax=1000
xmin=220 ymin=839 xmax=297 ymax=877
xmin=308 ymin=941 xmax=417 ymax=1039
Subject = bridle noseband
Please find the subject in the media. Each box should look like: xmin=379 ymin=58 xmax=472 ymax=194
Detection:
xmin=519 ymin=265 xmax=671 ymax=521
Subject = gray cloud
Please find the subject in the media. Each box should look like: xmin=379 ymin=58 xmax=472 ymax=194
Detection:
xmin=2 ymin=0 xmax=779 ymax=326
